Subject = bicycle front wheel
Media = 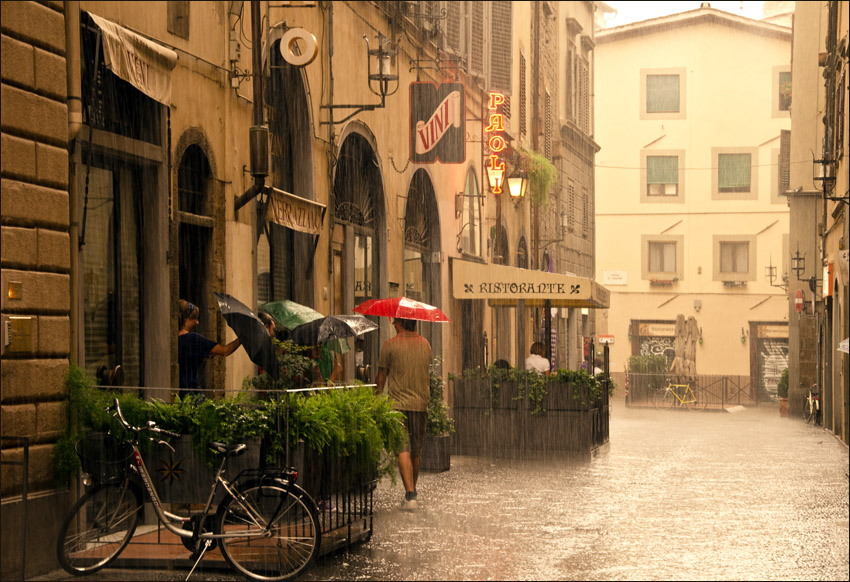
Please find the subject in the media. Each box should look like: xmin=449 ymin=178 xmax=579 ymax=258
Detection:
xmin=57 ymin=481 xmax=143 ymax=574
xmin=804 ymin=398 xmax=814 ymax=423
xmin=217 ymin=482 xmax=320 ymax=581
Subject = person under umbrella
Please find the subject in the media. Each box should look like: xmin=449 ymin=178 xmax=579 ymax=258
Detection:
xmin=177 ymin=299 xmax=241 ymax=401
xmin=213 ymin=293 xmax=279 ymax=381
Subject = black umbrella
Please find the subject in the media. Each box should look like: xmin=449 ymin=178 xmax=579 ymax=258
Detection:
xmin=289 ymin=315 xmax=378 ymax=347
xmin=214 ymin=293 xmax=279 ymax=379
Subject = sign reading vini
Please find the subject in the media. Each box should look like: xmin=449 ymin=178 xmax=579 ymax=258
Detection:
xmin=409 ymin=83 xmax=465 ymax=163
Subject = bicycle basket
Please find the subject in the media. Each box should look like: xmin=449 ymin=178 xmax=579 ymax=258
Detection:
xmin=76 ymin=432 xmax=133 ymax=484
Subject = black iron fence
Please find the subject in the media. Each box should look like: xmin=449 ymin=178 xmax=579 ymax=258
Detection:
xmin=624 ymin=373 xmax=762 ymax=409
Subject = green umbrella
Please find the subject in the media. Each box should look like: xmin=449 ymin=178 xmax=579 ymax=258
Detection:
xmin=260 ymin=300 xmax=350 ymax=354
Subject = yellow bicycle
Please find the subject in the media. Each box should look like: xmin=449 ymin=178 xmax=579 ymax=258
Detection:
xmin=653 ymin=383 xmax=706 ymax=410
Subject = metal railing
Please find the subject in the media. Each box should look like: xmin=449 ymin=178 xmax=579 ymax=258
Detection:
xmin=624 ymin=373 xmax=762 ymax=409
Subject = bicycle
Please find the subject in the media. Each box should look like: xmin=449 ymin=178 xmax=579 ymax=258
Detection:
xmin=804 ymin=387 xmax=821 ymax=425
xmin=653 ymin=382 xmax=707 ymax=410
xmin=57 ymin=398 xmax=320 ymax=581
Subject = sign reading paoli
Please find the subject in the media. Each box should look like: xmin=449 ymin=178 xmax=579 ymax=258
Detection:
xmin=451 ymin=258 xmax=610 ymax=308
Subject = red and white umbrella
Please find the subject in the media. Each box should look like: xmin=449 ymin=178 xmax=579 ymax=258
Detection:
xmin=353 ymin=296 xmax=450 ymax=323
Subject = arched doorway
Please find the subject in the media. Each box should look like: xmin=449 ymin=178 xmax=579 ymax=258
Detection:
xmin=404 ymin=169 xmax=443 ymax=360
xmin=332 ymin=131 xmax=386 ymax=382
xmin=259 ymin=43 xmax=315 ymax=306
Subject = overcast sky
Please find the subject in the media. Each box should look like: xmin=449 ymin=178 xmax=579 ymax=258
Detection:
xmin=601 ymin=1 xmax=764 ymax=27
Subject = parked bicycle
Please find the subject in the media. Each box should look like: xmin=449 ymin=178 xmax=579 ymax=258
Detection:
xmin=653 ymin=382 xmax=707 ymax=410
xmin=804 ymin=387 xmax=821 ymax=425
xmin=57 ymin=398 xmax=320 ymax=581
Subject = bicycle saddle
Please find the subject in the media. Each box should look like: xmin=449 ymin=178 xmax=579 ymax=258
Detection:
xmin=210 ymin=442 xmax=248 ymax=457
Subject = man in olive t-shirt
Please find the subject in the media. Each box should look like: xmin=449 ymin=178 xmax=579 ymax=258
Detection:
xmin=376 ymin=318 xmax=431 ymax=510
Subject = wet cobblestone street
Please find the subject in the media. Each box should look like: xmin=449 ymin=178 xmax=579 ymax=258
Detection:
xmin=301 ymin=399 xmax=849 ymax=581
xmin=32 ymin=399 xmax=849 ymax=581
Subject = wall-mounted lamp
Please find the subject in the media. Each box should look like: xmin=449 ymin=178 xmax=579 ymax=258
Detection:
xmin=366 ymin=33 xmax=398 ymax=99
xmin=699 ymin=327 xmax=703 ymax=345
xmin=487 ymin=164 xmax=504 ymax=193
xmin=741 ymin=327 xmax=748 ymax=344
xmin=813 ymin=157 xmax=836 ymax=193
xmin=507 ymin=168 xmax=528 ymax=202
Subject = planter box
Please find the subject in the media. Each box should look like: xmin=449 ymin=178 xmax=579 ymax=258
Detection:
xmin=451 ymin=378 xmax=608 ymax=460
xmin=141 ymin=436 xmax=260 ymax=504
xmin=420 ymin=434 xmax=451 ymax=472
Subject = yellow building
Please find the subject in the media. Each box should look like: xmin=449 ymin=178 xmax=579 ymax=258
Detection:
xmin=594 ymin=5 xmax=792 ymax=395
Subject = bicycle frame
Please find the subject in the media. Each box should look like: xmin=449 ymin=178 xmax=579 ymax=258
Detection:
xmin=127 ymin=442 xmax=280 ymax=543
xmin=667 ymin=384 xmax=696 ymax=405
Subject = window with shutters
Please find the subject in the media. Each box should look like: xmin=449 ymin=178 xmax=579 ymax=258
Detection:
xmin=713 ymin=235 xmax=756 ymax=282
xmin=167 ymin=1 xmax=190 ymax=40
xmin=444 ymin=1 xmax=463 ymax=55
xmin=647 ymin=156 xmax=677 ymax=196
xmin=581 ymin=186 xmax=590 ymax=240
xmin=545 ymin=90 xmax=552 ymax=160
xmin=649 ymin=242 xmax=676 ymax=274
xmin=577 ymin=57 xmax=589 ymax=133
xmin=469 ymin=2 xmax=485 ymax=76
xmin=641 ymin=68 xmax=686 ymax=120
xmin=641 ymin=150 xmax=684 ymax=203
xmin=567 ymin=182 xmax=576 ymax=233
xmin=489 ymin=2 xmax=512 ymax=92
xmin=565 ymin=41 xmax=575 ymax=122
xmin=520 ymin=51 xmax=527 ymax=136
xmin=712 ymin=147 xmax=758 ymax=200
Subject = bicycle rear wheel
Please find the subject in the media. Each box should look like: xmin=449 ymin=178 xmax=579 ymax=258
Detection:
xmin=57 ymin=481 xmax=143 ymax=574
xmin=217 ymin=481 xmax=320 ymax=581
xmin=653 ymin=388 xmax=673 ymax=409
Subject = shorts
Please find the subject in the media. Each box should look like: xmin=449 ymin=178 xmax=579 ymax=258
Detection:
xmin=400 ymin=410 xmax=427 ymax=456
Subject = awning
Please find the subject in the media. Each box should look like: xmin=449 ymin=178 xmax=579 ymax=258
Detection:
xmin=451 ymin=258 xmax=610 ymax=309
xmin=265 ymin=187 xmax=326 ymax=236
xmin=88 ymin=13 xmax=178 ymax=106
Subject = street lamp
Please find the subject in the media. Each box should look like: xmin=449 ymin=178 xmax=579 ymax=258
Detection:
xmin=507 ymin=169 xmax=528 ymax=201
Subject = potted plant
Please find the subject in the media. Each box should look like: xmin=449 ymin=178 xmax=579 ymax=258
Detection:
xmin=777 ymin=368 xmax=789 ymax=418
xmin=421 ymin=357 xmax=454 ymax=472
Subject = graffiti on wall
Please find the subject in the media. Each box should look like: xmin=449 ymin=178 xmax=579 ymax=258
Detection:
xmin=640 ymin=336 xmax=676 ymax=366
xmin=759 ymin=339 xmax=789 ymax=396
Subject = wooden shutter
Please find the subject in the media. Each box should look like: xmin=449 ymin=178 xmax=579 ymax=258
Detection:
xmin=489 ymin=2 xmax=512 ymax=91
xmin=469 ymin=1 xmax=484 ymax=76
xmin=520 ymin=51 xmax=527 ymax=136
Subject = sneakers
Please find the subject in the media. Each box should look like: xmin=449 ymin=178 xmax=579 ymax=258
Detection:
xmin=400 ymin=490 xmax=418 ymax=511
xmin=400 ymin=498 xmax=418 ymax=511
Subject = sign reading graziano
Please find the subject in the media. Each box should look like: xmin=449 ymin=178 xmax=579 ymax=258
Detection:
xmin=266 ymin=187 xmax=326 ymax=236
xmin=451 ymin=259 xmax=609 ymax=308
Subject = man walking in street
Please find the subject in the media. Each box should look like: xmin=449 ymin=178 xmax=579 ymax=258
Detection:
xmin=375 ymin=317 xmax=432 ymax=510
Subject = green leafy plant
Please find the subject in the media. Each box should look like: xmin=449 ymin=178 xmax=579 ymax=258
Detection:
xmin=55 ymin=363 xmax=406 ymax=484
xmin=777 ymin=368 xmax=789 ymax=398
xmin=427 ymin=357 xmax=455 ymax=436
xmin=518 ymin=148 xmax=558 ymax=207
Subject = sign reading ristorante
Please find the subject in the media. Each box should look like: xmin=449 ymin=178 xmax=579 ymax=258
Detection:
xmin=451 ymin=259 xmax=610 ymax=308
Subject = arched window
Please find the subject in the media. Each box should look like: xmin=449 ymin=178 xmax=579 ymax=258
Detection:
xmin=460 ymin=167 xmax=481 ymax=256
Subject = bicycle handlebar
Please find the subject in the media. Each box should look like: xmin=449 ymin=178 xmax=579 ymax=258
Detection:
xmin=109 ymin=398 xmax=180 ymax=439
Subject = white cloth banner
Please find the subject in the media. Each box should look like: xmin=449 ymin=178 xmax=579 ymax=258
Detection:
xmin=89 ymin=13 xmax=178 ymax=106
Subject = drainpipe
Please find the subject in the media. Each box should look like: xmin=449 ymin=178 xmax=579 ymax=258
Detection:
xmin=66 ymin=0 xmax=82 ymax=365
xmin=234 ymin=0 xmax=268 ymax=214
